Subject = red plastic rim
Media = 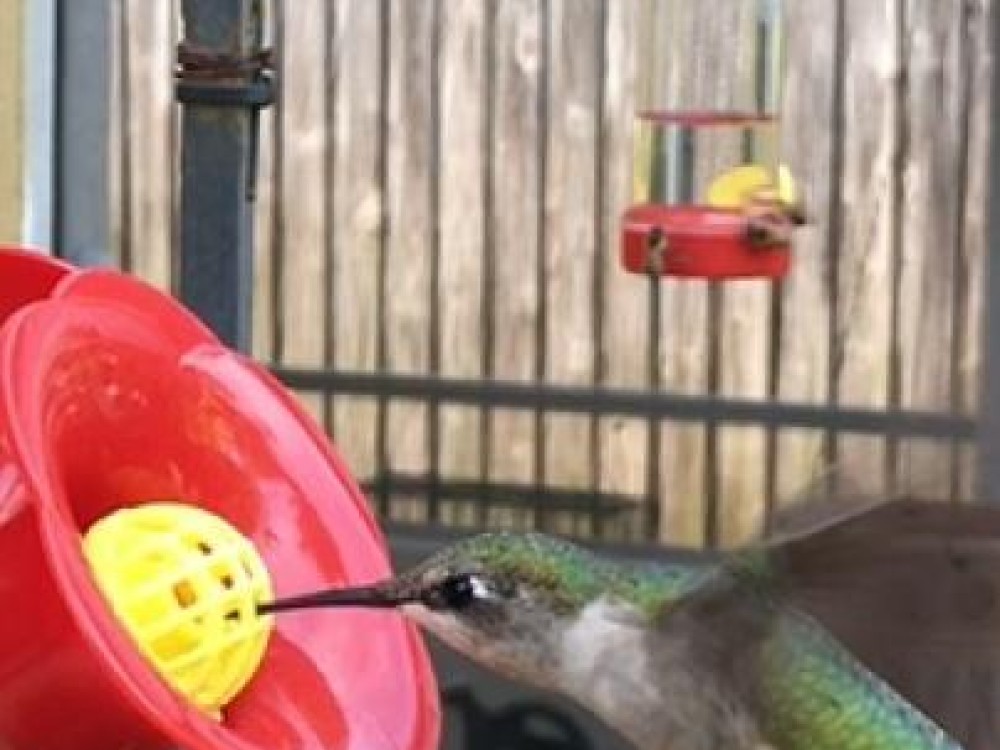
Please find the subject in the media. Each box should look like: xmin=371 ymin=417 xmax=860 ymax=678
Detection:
xmin=620 ymin=204 xmax=791 ymax=279
xmin=0 ymin=269 xmax=440 ymax=750
xmin=635 ymin=109 xmax=779 ymax=127
xmin=0 ymin=246 xmax=75 ymax=327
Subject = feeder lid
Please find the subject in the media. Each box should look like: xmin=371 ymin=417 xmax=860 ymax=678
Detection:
xmin=636 ymin=110 xmax=779 ymax=128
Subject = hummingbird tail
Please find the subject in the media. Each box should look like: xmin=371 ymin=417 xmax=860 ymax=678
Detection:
xmin=775 ymin=497 xmax=1000 ymax=750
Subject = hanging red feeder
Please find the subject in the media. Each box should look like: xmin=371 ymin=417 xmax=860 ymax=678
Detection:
xmin=620 ymin=110 xmax=802 ymax=281
xmin=621 ymin=202 xmax=793 ymax=279
xmin=620 ymin=0 xmax=800 ymax=281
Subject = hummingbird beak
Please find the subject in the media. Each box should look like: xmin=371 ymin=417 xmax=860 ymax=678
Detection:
xmin=257 ymin=580 xmax=417 ymax=616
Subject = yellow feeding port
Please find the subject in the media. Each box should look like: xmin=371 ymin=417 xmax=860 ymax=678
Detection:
xmin=83 ymin=502 xmax=274 ymax=718
xmin=706 ymin=163 xmax=798 ymax=209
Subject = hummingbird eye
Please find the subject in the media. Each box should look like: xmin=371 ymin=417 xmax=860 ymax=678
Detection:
xmin=421 ymin=573 xmax=486 ymax=611
xmin=439 ymin=574 xmax=477 ymax=609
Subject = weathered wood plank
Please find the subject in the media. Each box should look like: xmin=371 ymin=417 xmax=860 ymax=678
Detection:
xmin=488 ymin=0 xmax=543 ymax=530
xmin=275 ymin=0 xmax=328 ymax=426
xmin=774 ymin=0 xmax=839 ymax=507
xmin=718 ymin=420 xmax=769 ymax=545
xmin=895 ymin=0 xmax=965 ymax=497
xmin=329 ymin=0 xmax=383 ymax=485
xmin=710 ymin=1 xmax=771 ymax=547
xmin=658 ymin=420 xmax=708 ymax=545
xmin=543 ymin=0 xmax=601 ymax=531
xmin=650 ymin=0 xmax=767 ymax=546
xmin=250 ymin=1 xmax=282 ymax=362
xmin=598 ymin=0 xmax=648 ymax=538
xmin=384 ymin=1 xmax=437 ymax=523
xmin=645 ymin=0 xmax=710 ymax=546
xmin=438 ymin=0 xmax=487 ymax=524
xmin=0 ymin=0 xmax=24 ymax=243
xmin=833 ymin=0 xmax=898 ymax=496
xmin=122 ymin=0 xmax=174 ymax=288
xmin=252 ymin=106 xmax=276 ymax=362
xmin=958 ymin=0 xmax=990 ymax=498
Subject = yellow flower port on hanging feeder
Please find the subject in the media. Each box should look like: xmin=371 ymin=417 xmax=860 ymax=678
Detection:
xmin=82 ymin=502 xmax=274 ymax=719
xmin=705 ymin=163 xmax=800 ymax=212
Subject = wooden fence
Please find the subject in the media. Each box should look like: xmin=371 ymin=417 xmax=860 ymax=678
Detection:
xmin=105 ymin=0 xmax=992 ymax=547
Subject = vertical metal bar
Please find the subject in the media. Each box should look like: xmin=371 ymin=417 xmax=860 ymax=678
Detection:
xmin=478 ymin=0 xmax=497 ymax=529
xmin=822 ymin=0 xmax=847 ymax=494
xmin=948 ymin=0 xmax=974 ymax=501
xmin=885 ymin=0 xmax=909 ymax=497
xmin=54 ymin=0 xmax=111 ymax=267
xmin=427 ymin=0 xmax=443 ymax=524
xmin=23 ymin=0 xmax=55 ymax=249
xmin=268 ymin=0 xmax=285 ymax=363
xmin=533 ymin=0 xmax=551 ymax=529
xmin=976 ymin=0 xmax=1000 ymax=501
xmin=590 ymin=0 xmax=608 ymax=539
xmin=176 ymin=0 xmax=265 ymax=352
xmin=759 ymin=0 xmax=782 ymax=527
xmin=759 ymin=0 xmax=788 ymax=526
xmin=322 ymin=1 xmax=337 ymax=440
xmin=118 ymin=0 xmax=135 ymax=273
xmin=374 ymin=0 xmax=392 ymax=517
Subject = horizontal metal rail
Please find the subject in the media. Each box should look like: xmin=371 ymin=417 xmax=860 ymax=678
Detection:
xmin=273 ymin=367 xmax=976 ymax=440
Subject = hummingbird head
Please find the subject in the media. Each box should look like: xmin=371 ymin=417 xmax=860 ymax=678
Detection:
xmin=397 ymin=532 xmax=613 ymax=684
xmin=261 ymin=532 xmax=612 ymax=687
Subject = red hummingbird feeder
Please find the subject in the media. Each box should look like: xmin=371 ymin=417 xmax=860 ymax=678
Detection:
xmin=620 ymin=2 xmax=799 ymax=280
xmin=0 ymin=247 xmax=439 ymax=750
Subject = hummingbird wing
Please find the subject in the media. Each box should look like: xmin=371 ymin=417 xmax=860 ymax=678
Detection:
xmin=752 ymin=601 xmax=962 ymax=749
xmin=772 ymin=498 xmax=1000 ymax=750
xmin=652 ymin=559 xmax=962 ymax=750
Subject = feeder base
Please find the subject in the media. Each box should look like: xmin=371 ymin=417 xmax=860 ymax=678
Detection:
xmin=621 ymin=204 xmax=791 ymax=280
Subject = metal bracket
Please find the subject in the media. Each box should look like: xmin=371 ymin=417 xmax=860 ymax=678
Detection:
xmin=174 ymin=42 xmax=275 ymax=201
xmin=744 ymin=200 xmax=807 ymax=249
xmin=645 ymin=226 xmax=669 ymax=275
xmin=174 ymin=43 xmax=276 ymax=108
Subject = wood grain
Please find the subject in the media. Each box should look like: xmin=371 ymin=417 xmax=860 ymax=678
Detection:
xmin=121 ymin=0 xmax=174 ymax=288
xmin=598 ymin=0 xmax=648 ymax=539
xmin=438 ymin=0 xmax=487 ymax=524
xmin=329 ymin=0 xmax=383 ymax=485
xmin=383 ymin=1 xmax=437 ymax=523
xmin=895 ymin=0 xmax=965 ymax=497
xmin=712 ymin=0 xmax=771 ymax=547
xmin=646 ymin=0 xmax=710 ymax=546
xmin=488 ymin=0 xmax=544 ymax=530
xmin=833 ymin=0 xmax=898 ymax=497
xmin=275 ymin=0 xmax=328 ymax=426
xmin=542 ymin=0 xmax=601 ymax=533
xmin=957 ymin=0 xmax=990 ymax=498
xmin=774 ymin=0 xmax=838 ymax=508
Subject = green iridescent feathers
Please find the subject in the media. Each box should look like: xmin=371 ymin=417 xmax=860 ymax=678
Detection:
xmin=758 ymin=611 xmax=960 ymax=750
xmin=416 ymin=531 xmax=709 ymax=615
xmin=418 ymin=530 xmax=963 ymax=749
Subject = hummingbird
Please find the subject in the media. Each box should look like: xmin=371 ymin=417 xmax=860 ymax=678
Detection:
xmin=260 ymin=497 xmax=1000 ymax=750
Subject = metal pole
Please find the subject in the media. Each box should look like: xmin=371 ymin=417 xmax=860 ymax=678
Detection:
xmin=23 ymin=0 xmax=55 ymax=250
xmin=54 ymin=0 xmax=111 ymax=266
xmin=977 ymin=0 xmax=1000 ymax=501
xmin=176 ymin=0 xmax=272 ymax=352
